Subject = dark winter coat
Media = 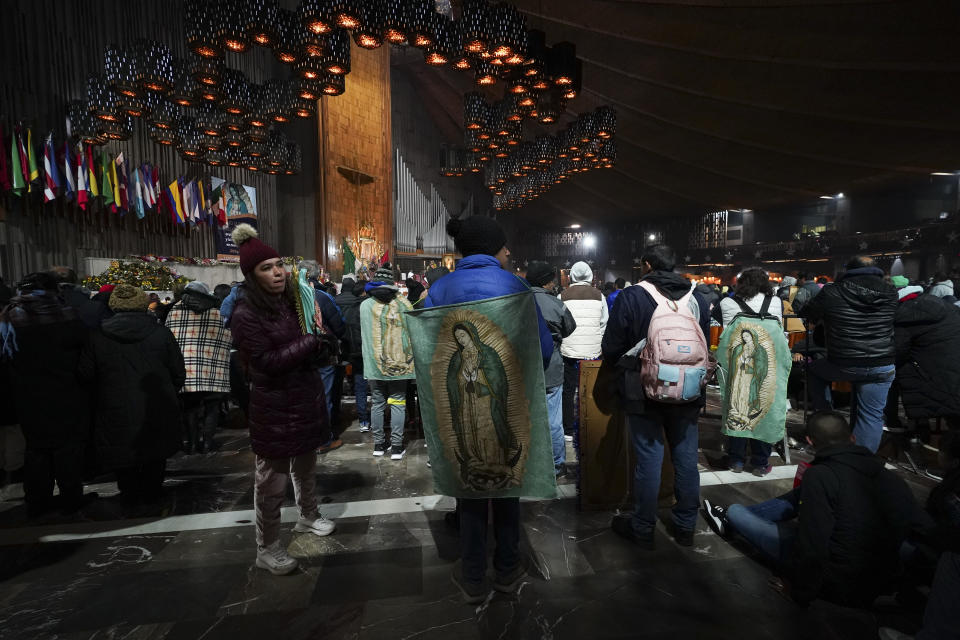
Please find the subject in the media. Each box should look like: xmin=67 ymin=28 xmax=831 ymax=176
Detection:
xmin=336 ymin=288 xmax=364 ymax=369
xmin=802 ymin=267 xmax=897 ymax=367
xmin=790 ymin=444 xmax=922 ymax=606
xmin=894 ymin=294 xmax=960 ymax=419
xmin=59 ymin=283 xmax=112 ymax=330
xmin=6 ymin=293 xmax=90 ymax=448
xmin=229 ymin=297 xmax=329 ymax=459
xmin=601 ymin=271 xmax=711 ymax=414
xmin=78 ymin=312 xmax=185 ymax=470
xmin=531 ymin=287 xmax=576 ymax=388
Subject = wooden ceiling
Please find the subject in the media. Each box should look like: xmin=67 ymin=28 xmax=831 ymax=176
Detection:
xmin=395 ymin=0 xmax=960 ymax=226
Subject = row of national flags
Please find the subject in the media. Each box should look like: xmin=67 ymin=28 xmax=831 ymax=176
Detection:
xmin=1 ymin=122 xmax=228 ymax=228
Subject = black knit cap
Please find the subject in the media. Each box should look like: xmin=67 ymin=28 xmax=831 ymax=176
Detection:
xmin=446 ymin=215 xmax=506 ymax=257
xmin=525 ymin=261 xmax=556 ymax=287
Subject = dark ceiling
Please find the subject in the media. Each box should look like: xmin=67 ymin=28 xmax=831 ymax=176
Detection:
xmin=393 ymin=0 xmax=960 ymax=227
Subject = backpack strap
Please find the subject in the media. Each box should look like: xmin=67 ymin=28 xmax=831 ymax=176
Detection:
xmin=638 ymin=280 xmax=694 ymax=314
xmin=759 ymin=294 xmax=773 ymax=317
xmin=733 ymin=296 xmax=754 ymax=316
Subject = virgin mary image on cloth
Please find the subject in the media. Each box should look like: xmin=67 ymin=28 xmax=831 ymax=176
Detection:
xmin=403 ymin=292 xmax=557 ymax=499
xmin=727 ymin=327 xmax=768 ymax=429
xmin=446 ymin=321 xmax=521 ymax=490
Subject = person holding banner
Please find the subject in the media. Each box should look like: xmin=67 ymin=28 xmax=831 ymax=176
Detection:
xmin=228 ymin=224 xmax=337 ymax=576
xmin=419 ymin=215 xmax=554 ymax=604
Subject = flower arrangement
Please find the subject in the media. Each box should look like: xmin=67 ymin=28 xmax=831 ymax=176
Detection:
xmin=82 ymin=260 xmax=192 ymax=291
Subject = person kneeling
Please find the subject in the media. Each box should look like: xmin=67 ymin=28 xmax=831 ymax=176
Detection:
xmin=703 ymin=411 xmax=923 ymax=607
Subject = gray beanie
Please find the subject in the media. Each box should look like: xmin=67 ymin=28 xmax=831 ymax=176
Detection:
xmin=185 ymin=281 xmax=210 ymax=295
xmin=570 ymin=261 xmax=593 ymax=283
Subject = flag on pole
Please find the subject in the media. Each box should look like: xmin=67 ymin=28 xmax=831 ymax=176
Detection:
xmin=63 ymin=141 xmax=75 ymax=201
xmin=116 ymin=153 xmax=129 ymax=213
xmin=190 ymin=180 xmax=202 ymax=224
xmin=141 ymin=164 xmax=155 ymax=210
xmin=167 ymin=178 xmax=185 ymax=224
xmin=0 ymin=124 xmax=11 ymax=193
xmin=10 ymin=128 xmax=25 ymax=196
xmin=132 ymin=167 xmax=145 ymax=219
xmin=86 ymin=145 xmax=99 ymax=199
xmin=181 ymin=179 xmax=194 ymax=226
xmin=379 ymin=250 xmax=390 ymax=266
xmin=17 ymin=128 xmax=29 ymax=192
xmin=342 ymin=238 xmax=356 ymax=275
xmin=43 ymin=133 xmax=62 ymax=202
xmin=108 ymin=153 xmax=121 ymax=212
xmin=26 ymin=128 xmax=40 ymax=192
xmin=76 ymin=144 xmax=88 ymax=210
xmin=99 ymin=152 xmax=113 ymax=206
xmin=152 ymin=165 xmax=161 ymax=212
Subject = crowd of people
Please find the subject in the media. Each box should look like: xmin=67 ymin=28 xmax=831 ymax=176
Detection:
xmin=0 ymin=221 xmax=957 ymax=637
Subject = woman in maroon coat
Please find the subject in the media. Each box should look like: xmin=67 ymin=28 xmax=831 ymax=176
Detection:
xmin=228 ymin=224 xmax=336 ymax=575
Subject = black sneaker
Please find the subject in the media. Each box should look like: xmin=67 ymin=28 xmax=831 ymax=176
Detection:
xmin=373 ymin=442 xmax=387 ymax=457
xmin=611 ymin=514 xmax=655 ymax=550
xmin=390 ymin=445 xmax=405 ymax=460
xmin=451 ymin=564 xmax=488 ymax=604
xmin=493 ymin=563 xmax=527 ymax=594
xmin=702 ymin=499 xmax=727 ymax=537
xmin=674 ymin=528 xmax=694 ymax=547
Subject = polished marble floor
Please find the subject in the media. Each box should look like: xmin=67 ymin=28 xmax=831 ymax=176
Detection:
xmin=0 ymin=393 xmax=938 ymax=640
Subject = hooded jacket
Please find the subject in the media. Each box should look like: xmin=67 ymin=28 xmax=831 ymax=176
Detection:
xmin=165 ymin=291 xmax=233 ymax=394
xmin=602 ymin=271 xmax=710 ymax=414
xmin=531 ymin=286 xmax=576 ymax=388
xmin=230 ymin=297 xmax=329 ymax=458
xmin=335 ymin=287 xmax=364 ymax=369
xmin=802 ymin=267 xmax=897 ymax=367
xmin=927 ymin=279 xmax=955 ymax=299
xmin=78 ymin=312 xmax=185 ymax=470
xmin=359 ymin=284 xmax=415 ymax=381
xmin=893 ymin=294 xmax=960 ymax=418
xmin=790 ymin=443 xmax=922 ymax=606
xmin=560 ymin=282 xmax=607 ymax=360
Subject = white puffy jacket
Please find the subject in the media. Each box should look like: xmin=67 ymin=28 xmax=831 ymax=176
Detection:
xmin=560 ymin=283 xmax=607 ymax=359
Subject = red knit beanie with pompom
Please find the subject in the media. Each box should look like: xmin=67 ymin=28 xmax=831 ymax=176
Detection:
xmin=232 ymin=223 xmax=280 ymax=276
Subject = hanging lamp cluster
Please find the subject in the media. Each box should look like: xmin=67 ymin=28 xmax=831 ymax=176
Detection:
xmin=462 ymin=107 xmax=618 ymax=211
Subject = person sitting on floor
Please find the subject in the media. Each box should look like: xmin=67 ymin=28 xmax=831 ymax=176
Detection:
xmin=702 ymin=411 xmax=924 ymax=607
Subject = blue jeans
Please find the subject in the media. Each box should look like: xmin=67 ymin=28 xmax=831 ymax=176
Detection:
xmin=726 ymin=491 xmax=799 ymax=564
xmin=628 ymin=403 xmax=701 ymax=534
xmin=354 ymin=373 xmax=369 ymax=424
xmin=728 ymin=436 xmax=772 ymax=468
xmin=319 ymin=365 xmax=336 ymax=426
xmin=808 ymin=360 xmax=895 ymax=453
xmin=546 ymin=385 xmax=565 ymax=469
xmin=460 ymin=497 xmax=520 ymax=584
xmin=370 ymin=380 xmax=406 ymax=448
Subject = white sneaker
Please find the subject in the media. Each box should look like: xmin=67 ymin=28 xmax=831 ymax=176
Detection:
xmin=293 ymin=514 xmax=336 ymax=537
xmin=359 ymin=422 xmax=371 ymax=433
xmin=564 ymin=435 xmax=573 ymax=442
xmin=255 ymin=541 xmax=299 ymax=575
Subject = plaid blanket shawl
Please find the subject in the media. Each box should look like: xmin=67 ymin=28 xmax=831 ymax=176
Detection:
xmin=165 ymin=303 xmax=232 ymax=393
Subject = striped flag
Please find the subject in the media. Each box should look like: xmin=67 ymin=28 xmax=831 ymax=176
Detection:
xmin=43 ymin=133 xmax=62 ymax=202
xmin=190 ymin=180 xmax=201 ymax=225
xmin=167 ymin=178 xmax=185 ymax=224
xmin=63 ymin=141 xmax=75 ymax=201
xmin=141 ymin=163 xmax=155 ymax=210
xmin=151 ymin=165 xmax=161 ymax=211
xmin=182 ymin=179 xmax=195 ymax=226
xmin=76 ymin=144 xmax=88 ymax=210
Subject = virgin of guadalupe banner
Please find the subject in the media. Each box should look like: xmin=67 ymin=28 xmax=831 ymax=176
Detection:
xmin=403 ymin=292 xmax=556 ymax=499
xmin=360 ymin=294 xmax=416 ymax=380
xmin=716 ymin=314 xmax=791 ymax=444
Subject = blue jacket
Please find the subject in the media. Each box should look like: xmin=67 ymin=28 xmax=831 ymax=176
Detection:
xmin=423 ymin=254 xmax=553 ymax=366
xmin=607 ymin=288 xmax=621 ymax=312
xmin=602 ymin=271 xmax=711 ymax=413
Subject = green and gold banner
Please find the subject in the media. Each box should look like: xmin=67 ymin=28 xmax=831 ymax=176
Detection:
xmin=403 ymin=292 xmax=556 ymax=499
xmin=717 ymin=316 xmax=791 ymax=444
